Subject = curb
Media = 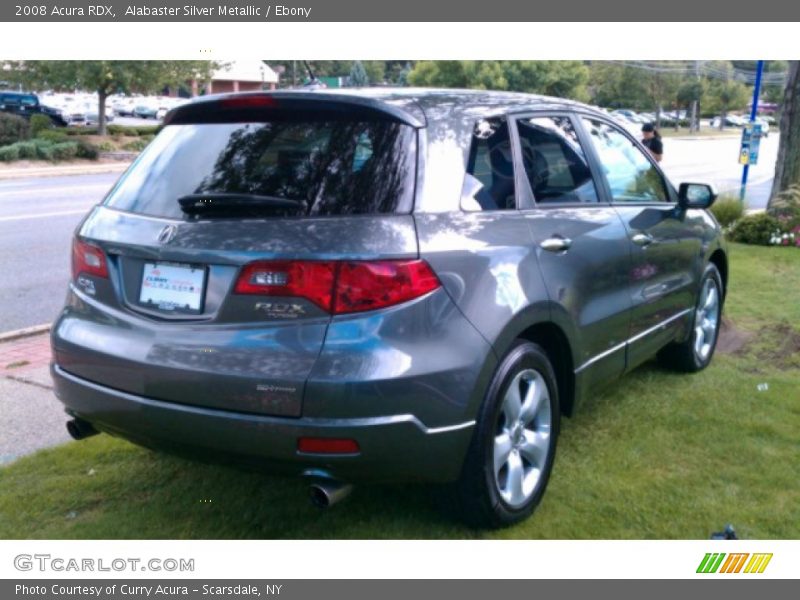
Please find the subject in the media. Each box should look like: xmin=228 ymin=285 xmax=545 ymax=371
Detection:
xmin=0 ymin=324 xmax=51 ymax=344
xmin=0 ymin=162 xmax=131 ymax=180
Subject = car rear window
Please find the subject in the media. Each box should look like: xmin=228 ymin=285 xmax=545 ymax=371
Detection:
xmin=104 ymin=117 xmax=417 ymax=219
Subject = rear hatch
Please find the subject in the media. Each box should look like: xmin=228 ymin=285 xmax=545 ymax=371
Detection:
xmin=54 ymin=93 xmax=423 ymax=417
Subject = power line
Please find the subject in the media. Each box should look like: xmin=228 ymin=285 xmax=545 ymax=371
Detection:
xmin=605 ymin=61 xmax=787 ymax=85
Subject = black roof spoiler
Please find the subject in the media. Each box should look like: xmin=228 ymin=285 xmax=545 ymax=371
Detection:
xmin=164 ymin=91 xmax=426 ymax=128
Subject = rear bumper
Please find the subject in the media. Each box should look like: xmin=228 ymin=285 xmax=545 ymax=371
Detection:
xmin=52 ymin=364 xmax=475 ymax=483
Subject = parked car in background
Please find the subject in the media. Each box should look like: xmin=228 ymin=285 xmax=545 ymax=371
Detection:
xmin=84 ymin=103 xmax=115 ymax=126
xmin=754 ymin=117 xmax=770 ymax=137
xmin=0 ymin=91 xmax=68 ymax=126
xmin=133 ymin=103 xmax=159 ymax=119
xmin=53 ymin=89 xmax=727 ymax=527
xmin=112 ymin=97 xmax=138 ymax=117
xmin=610 ymin=109 xmax=642 ymax=123
xmin=711 ymin=115 xmax=747 ymax=128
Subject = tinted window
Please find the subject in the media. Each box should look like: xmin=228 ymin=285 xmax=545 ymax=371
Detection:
xmin=462 ymin=118 xmax=516 ymax=211
xmin=581 ymin=118 xmax=668 ymax=203
xmin=104 ymin=118 xmax=417 ymax=219
xmin=0 ymin=94 xmax=36 ymax=106
xmin=516 ymin=116 xmax=598 ymax=204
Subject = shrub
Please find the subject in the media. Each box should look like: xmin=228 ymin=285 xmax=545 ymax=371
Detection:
xmin=107 ymin=124 xmax=161 ymax=137
xmin=0 ymin=113 xmax=30 ymax=146
xmin=76 ymin=139 xmax=99 ymax=160
xmin=729 ymin=213 xmax=781 ymax=245
xmin=34 ymin=143 xmax=53 ymax=161
xmin=14 ymin=140 xmax=39 ymax=160
xmin=122 ymin=138 xmax=150 ymax=152
xmin=710 ymin=195 xmax=744 ymax=227
xmin=136 ymin=125 xmax=161 ymax=136
xmin=0 ymin=137 xmax=98 ymax=162
xmin=51 ymin=141 xmax=79 ymax=161
xmin=0 ymin=145 xmax=20 ymax=161
xmin=36 ymin=129 xmax=69 ymax=143
xmin=65 ymin=127 xmax=99 ymax=136
xmin=94 ymin=139 xmax=116 ymax=152
xmin=29 ymin=114 xmax=53 ymax=137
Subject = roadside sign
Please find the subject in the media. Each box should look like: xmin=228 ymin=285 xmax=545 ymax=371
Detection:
xmin=739 ymin=123 xmax=762 ymax=166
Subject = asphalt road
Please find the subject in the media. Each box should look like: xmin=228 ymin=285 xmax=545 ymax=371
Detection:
xmin=661 ymin=134 xmax=779 ymax=208
xmin=0 ymin=134 xmax=780 ymax=333
xmin=0 ymin=173 xmax=119 ymax=332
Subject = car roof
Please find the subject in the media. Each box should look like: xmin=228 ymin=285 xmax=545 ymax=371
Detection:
xmin=302 ymin=87 xmax=604 ymax=124
xmin=170 ymin=87 xmax=606 ymax=129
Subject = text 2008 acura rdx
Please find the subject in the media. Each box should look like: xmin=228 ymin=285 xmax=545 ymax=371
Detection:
xmin=52 ymin=89 xmax=726 ymax=527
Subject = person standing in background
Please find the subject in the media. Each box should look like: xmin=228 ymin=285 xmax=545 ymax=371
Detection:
xmin=641 ymin=123 xmax=663 ymax=162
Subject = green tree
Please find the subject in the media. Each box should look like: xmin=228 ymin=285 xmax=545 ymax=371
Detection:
xmin=708 ymin=79 xmax=750 ymax=129
xmin=677 ymin=78 xmax=706 ymax=132
xmin=769 ymin=61 xmax=800 ymax=208
xmin=647 ymin=69 xmax=682 ymax=126
xmin=8 ymin=60 xmax=215 ymax=135
xmin=407 ymin=61 xmax=589 ymax=100
xmin=362 ymin=61 xmax=385 ymax=85
xmin=348 ymin=61 xmax=369 ymax=87
xmin=395 ymin=62 xmax=413 ymax=86
xmin=589 ymin=62 xmax=651 ymax=110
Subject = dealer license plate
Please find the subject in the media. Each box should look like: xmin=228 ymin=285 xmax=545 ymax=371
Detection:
xmin=139 ymin=262 xmax=206 ymax=312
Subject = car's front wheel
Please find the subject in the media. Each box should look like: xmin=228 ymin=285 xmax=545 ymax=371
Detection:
xmin=455 ymin=340 xmax=560 ymax=528
xmin=658 ymin=263 xmax=723 ymax=372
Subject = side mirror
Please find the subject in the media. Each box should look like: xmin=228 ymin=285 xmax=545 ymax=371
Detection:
xmin=678 ymin=183 xmax=717 ymax=210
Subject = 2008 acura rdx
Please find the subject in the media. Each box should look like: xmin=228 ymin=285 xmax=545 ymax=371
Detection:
xmin=52 ymin=89 xmax=726 ymax=527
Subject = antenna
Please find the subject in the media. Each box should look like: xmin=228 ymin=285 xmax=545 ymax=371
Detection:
xmin=303 ymin=61 xmax=317 ymax=83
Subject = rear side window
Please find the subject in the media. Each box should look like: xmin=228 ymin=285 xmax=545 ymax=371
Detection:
xmin=462 ymin=118 xmax=516 ymax=211
xmin=104 ymin=117 xmax=417 ymax=219
xmin=516 ymin=116 xmax=598 ymax=204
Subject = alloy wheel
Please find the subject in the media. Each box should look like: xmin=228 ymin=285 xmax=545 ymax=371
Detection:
xmin=493 ymin=368 xmax=552 ymax=508
xmin=694 ymin=278 xmax=720 ymax=362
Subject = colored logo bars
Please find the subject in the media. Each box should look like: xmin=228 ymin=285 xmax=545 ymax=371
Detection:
xmin=697 ymin=553 xmax=773 ymax=574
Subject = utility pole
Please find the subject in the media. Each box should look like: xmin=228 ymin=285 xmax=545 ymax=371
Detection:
xmin=690 ymin=60 xmax=700 ymax=133
xmin=739 ymin=60 xmax=765 ymax=202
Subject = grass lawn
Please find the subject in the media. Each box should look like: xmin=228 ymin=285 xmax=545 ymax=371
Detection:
xmin=1 ymin=243 xmax=798 ymax=539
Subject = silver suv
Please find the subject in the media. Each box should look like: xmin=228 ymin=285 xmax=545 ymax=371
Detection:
xmin=52 ymin=89 xmax=726 ymax=527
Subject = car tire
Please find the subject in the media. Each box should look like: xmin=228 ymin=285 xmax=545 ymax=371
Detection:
xmin=658 ymin=263 xmax=723 ymax=373
xmin=454 ymin=340 xmax=560 ymax=528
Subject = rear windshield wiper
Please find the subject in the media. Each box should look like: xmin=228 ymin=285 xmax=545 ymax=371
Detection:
xmin=178 ymin=193 xmax=305 ymax=216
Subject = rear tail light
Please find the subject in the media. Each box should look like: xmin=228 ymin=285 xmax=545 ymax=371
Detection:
xmin=72 ymin=238 xmax=108 ymax=280
xmin=234 ymin=259 xmax=440 ymax=315
xmin=235 ymin=261 xmax=336 ymax=311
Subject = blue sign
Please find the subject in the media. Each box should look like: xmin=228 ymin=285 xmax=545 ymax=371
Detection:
xmin=739 ymin=123 xmax=762 ymax=166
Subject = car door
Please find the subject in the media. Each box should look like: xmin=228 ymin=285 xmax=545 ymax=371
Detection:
xmin=511 ymin=112 xmax=633 ymax=391
xmin=578 ymin=116 xmax=701 ymax=370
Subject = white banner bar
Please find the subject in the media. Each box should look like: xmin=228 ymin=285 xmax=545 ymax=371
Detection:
xmin=0 ymin=540 xmax=797 ymax=579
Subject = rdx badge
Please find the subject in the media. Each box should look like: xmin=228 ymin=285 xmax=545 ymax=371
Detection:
xmin=254 ymin=302 xmax=306 ymax=318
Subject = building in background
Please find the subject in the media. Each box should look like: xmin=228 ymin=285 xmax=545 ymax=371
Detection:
xmin=189 ymin=61 xmax=279 ymax=96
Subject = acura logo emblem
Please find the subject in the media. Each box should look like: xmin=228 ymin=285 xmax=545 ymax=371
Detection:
xmin=157 ymin=225 xmax=178 ymax=244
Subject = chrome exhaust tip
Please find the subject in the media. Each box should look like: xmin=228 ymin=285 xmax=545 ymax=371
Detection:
xmin=309 ymin=480 xmax=353 ymax=508
xmin=66 ymin=418 xmax=99 ymax=440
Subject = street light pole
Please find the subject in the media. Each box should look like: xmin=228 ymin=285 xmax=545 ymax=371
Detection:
xmin=740 ymin=60 xmax=765 ymax=201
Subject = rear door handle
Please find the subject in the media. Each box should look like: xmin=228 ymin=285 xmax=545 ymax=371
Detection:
xmin=540 ymin=237 xmax=572 ymax=252
xmin=631 ymin=232 xmax=654 ymax=247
